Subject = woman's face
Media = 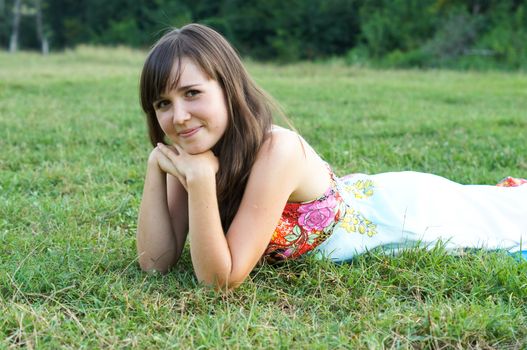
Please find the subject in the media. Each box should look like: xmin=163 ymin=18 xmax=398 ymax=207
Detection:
xmin=153 ymin=57 xmax=229 ymax=154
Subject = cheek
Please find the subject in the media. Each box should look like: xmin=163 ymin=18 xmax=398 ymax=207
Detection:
xmin=156 ymin=113 xmax=171 ymax=132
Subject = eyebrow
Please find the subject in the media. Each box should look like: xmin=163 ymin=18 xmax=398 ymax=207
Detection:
xmin=177 ymin=83 xmax=202 ymax=91
xmin=158 ymin=83 xmax=202 ymax=100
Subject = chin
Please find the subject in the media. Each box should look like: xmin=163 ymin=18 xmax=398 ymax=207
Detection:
xmin=184 ymin=144 xmax=212 ymax=155
xmin=172 ymin=137 xmax=218 ymax=155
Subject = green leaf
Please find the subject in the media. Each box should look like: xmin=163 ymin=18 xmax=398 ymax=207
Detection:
xmin=293 ymin=225 xmax=302 ymax=236
xmin=284 ymin=234 xmax=298 ymax=242
xmin=307 ymin=233 xmax=318 ymax=245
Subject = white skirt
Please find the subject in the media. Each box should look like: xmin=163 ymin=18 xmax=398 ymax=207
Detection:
xmin=314 ymin=171 xmax=527 ymax=262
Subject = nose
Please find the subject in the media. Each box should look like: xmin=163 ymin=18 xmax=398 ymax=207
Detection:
xmin=172 ymin=101 xmax=190 ymax=125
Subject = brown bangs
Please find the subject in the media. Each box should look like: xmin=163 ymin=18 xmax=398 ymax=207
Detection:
xmin=141 ymin=42 xmax=182 ymax=114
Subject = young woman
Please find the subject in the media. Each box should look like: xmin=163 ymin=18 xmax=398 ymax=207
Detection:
xmin=136 ymin=23 xmax=527 ymax=289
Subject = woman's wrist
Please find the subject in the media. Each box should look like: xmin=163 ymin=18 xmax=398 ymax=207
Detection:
xmin=186 ymin=168 xmax=216 ymax=188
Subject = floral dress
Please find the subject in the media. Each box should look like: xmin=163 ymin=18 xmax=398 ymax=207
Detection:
xmin=263 ymin=164 xmax=344 ymax=263
xmin=263 ymin=165 xmax=527 ymax=264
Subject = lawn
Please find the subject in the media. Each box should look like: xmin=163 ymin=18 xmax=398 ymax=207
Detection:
xmin=1 ymin=46 xmax=526 ymax=349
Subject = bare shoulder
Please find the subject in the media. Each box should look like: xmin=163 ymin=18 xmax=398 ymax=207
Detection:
xmin=256 ymin=126 xmax=306 ymax=167
xmin=252 ymin=126 xmax=330 ymax=203
xmin=246 ymin=128 xmax=306 ymax=201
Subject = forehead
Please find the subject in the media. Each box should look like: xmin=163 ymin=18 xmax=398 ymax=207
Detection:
xmin=166 ymin=57 xmax=211 ymax=92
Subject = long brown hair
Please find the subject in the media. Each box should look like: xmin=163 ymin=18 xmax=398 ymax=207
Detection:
xmin=140 ymin=23 xmax=278 ymax=231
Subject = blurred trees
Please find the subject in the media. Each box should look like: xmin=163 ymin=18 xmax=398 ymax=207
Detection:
xmin=1 ymin=0 xmax=526 ymax=69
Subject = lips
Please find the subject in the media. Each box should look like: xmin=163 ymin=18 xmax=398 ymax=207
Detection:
xmin=178 ymin=126 xmax=202 ymax=138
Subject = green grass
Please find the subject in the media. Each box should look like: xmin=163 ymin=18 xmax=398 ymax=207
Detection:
xmin=1 ymin=46 xmax=526 ymax=349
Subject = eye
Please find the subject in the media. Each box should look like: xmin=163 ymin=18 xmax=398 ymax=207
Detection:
xmin=185 ymin=89 xmax=200 ymax=98
xmin=154 ymin=99 xmax=170 ymax=110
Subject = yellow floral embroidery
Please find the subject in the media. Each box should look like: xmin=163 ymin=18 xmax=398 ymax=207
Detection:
xmin=340 ymin=207 xmax=378 ymax=237
xmin=345 ymin=179 xmax=374 ymax=199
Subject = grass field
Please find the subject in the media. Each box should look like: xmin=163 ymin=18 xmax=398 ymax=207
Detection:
xmin=1 ymin=46 xmax=526 ymax=349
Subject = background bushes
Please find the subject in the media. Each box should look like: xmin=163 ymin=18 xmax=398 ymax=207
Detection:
xmin=1 ymin=0 xmax=526 ymax=69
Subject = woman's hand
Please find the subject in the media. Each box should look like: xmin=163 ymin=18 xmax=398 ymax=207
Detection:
xmin=153 ymin=143 xmax=219 ymax=190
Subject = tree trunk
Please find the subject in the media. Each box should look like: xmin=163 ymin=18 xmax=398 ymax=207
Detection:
xmin=9 ymin=0 xmax=22 ymax=52
xmin=35 ymin=0 xmax=49 ymax=54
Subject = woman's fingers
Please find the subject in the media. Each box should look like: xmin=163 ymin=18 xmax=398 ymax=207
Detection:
xmin=155 ymin=148 xmax=176 ymax=172
xmin=172 ymin=143 xmax=185 ymax=155
xmin=155 ymin=146 xmax=180 ymax=174
xmin=157 ymin=143 xmax=179 ymax=162
xmin=155 ymin=149 xmax=188 ymax=189
xmin=166 ymin=143 xmax=180 ymax=155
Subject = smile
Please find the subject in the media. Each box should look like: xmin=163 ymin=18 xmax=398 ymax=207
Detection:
xmin=178 ymin=126 xmax=202 ymax=138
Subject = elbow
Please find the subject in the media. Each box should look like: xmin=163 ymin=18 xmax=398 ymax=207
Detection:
xmin=202 ymin=277 xmax=243 ymax=291
xmin=198 ymin=270 xmax=246 ymax=291
xmin=138 ymin=259 xmax=170 ymax=274
xmin=138 ymin=251 xmax=177 ymax=274
xmin=216 ymin=278 xmax=243 ymax=291
xmin=197 ymin=260 xmax=255 ymax=291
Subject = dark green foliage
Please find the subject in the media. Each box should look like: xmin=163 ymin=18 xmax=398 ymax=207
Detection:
xmin=358 ymin=0 xmax=438 ymax=58
xmin=222 ymin=0 xmax=360 ymax=61
xmin=1 ymin=0 xmax=526 ymax=68
xmin=0 ymin=0 xmax=11 ymax=46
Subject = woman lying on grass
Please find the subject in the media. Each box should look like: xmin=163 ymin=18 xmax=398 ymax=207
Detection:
xmin=136 ymin=23 xmax=527 ymax=289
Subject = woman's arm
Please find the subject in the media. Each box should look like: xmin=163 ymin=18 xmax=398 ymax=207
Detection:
xmin=156 ymin=132 xmax=306 ymax=289
xmin=136 ymin=149 xmax=188 ymax=273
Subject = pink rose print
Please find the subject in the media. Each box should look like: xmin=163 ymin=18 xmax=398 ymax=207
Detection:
xmin=298 ymin=196 xmax=337 ymax=231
